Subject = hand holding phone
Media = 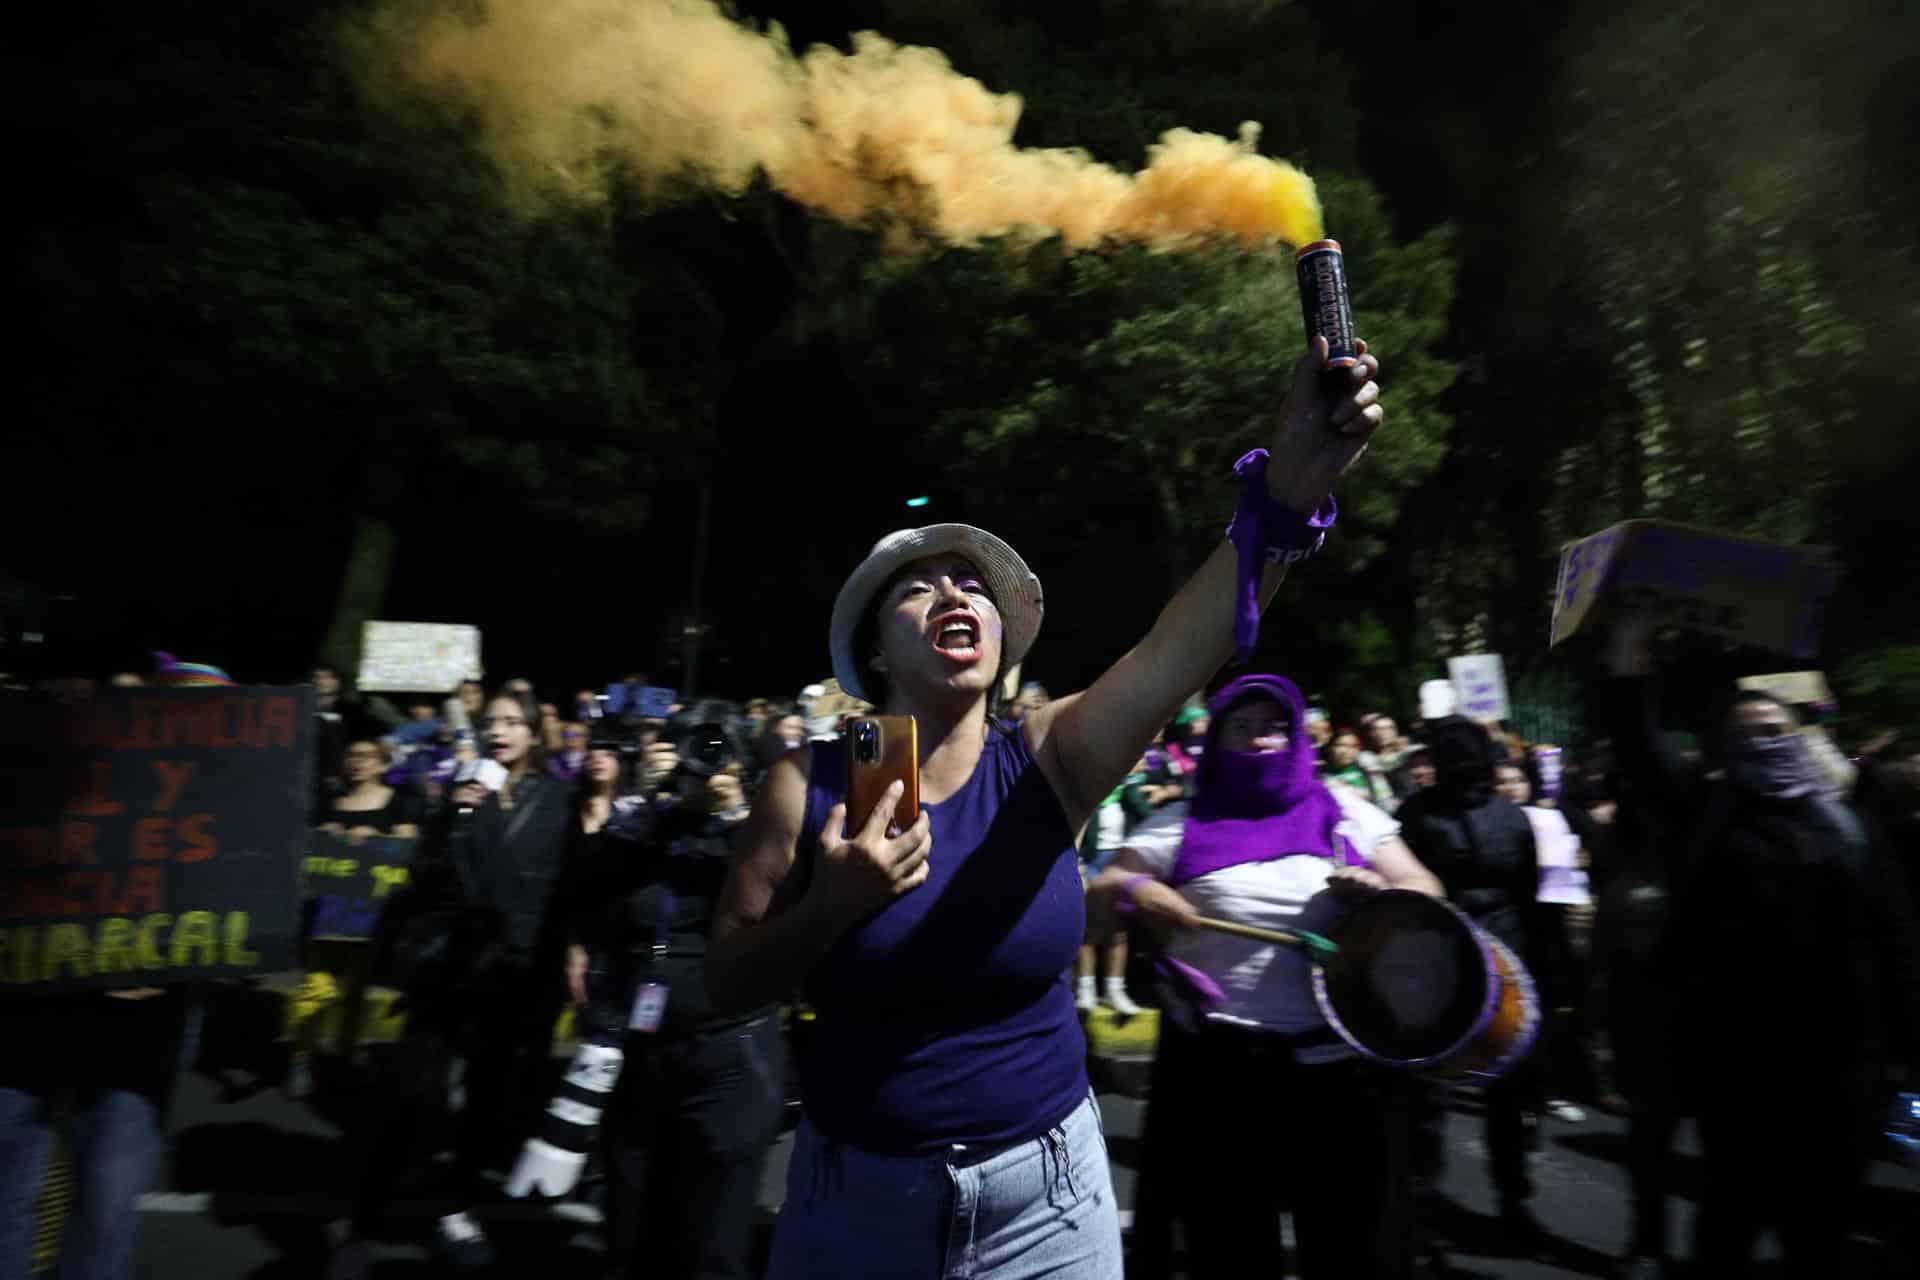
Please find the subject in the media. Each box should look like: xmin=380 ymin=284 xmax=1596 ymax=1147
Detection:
xmin=810 ymin=717 xmax=931 ymax=925
xmin=848 ymin=716 xmax=919 ymax=831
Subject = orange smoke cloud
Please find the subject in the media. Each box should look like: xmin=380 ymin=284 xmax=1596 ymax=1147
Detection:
xmin=373 ymin=0 xmax=1323 ymax=249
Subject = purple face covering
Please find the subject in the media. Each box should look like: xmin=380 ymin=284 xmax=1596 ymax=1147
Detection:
xmin=1168 ymin=674 xmax=1358 ymax=887
xmin=1726 ymin=730 xmax=1822 ymax=800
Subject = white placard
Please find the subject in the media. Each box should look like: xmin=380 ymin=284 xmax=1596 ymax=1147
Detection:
xmin=358 ymin=622 xmax=483 ymax=694
xmin=1446 ymin=654 xmax=1510 ymax=722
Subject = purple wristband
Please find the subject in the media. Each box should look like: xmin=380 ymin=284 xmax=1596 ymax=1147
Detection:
xmin=1112 ymin=873 xmax=1153 ymax=917
xmin=1224 ymin=449 xmax=1338 ymax=660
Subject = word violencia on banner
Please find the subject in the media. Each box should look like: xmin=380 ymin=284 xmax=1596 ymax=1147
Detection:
xmin=0 ymin=687 xmax=315 ymax=995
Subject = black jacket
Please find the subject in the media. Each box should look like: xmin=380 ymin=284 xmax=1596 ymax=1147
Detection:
xmin=1608 ymin=676 xmax=1920 ymax=1089
xmin=425 ymin=770 xmax=576 ymax=954
xmin=557 ymin=795 xmax=763 ymax=1037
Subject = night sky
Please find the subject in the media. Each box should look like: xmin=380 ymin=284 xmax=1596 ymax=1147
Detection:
xmin=6 ymin=0 xmax=1914 ymax=710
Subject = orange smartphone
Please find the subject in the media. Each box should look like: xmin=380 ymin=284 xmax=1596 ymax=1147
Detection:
xmin=847 ymin=715 xmax=919 ymax=833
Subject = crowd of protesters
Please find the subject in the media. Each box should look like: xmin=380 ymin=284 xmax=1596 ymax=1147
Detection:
xmin=5 ymin=636 xmax=1919 ymax=1280
xmin=5 ymin=328 xmax=1917 ymax=1279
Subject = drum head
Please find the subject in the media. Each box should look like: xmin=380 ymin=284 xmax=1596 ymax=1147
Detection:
xmin=1314 ymin=890 xmax=1494 ymax=1066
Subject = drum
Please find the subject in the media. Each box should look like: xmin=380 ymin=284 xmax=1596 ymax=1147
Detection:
xmin=1311 ymin=889 xmax=1539 ymax=1082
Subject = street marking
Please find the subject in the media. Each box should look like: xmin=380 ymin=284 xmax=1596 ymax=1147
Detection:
xmin=138 ymin=1195 xmax=1135 ymax=1231
xmin=136 ymin=1194 xmax=607 ymax=1225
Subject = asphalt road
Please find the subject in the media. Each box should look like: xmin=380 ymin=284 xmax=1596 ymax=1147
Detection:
xmin=71 ymin=1035 xmax=1911 ymax=1280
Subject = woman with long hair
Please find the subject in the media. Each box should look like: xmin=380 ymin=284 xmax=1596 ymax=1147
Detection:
xmin=330 ymin=688 xmax=577 ymax=1277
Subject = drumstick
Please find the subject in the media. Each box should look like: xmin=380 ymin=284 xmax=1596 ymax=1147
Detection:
xmin=1193 ymin=916 xmax=1340 ymax=959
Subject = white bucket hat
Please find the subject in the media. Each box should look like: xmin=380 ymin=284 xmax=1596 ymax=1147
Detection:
xmin=829 ymin=524 xmax=1044 ymax=704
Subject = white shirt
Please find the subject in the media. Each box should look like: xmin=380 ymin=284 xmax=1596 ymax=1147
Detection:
xmin=1124 ymin=783 xmax=1401 ymax=1036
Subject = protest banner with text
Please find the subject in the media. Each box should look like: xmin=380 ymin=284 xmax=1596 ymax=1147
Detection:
xmin=358 ymin=622 xmax=483 ymax=694
xmin=1551 ymin=520 xmax=1840 ymax=659
xmin=304 ymin=832 xmax=413 ymax=941
xmin=0 ymin=687 xmax=315 ymax=996
xmin=1446 ymin=654 xmax=1511 ymax=722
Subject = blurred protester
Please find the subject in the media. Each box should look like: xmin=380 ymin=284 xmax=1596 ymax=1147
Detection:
xmin=1855 ymin=733 xmax=1920 ymax=907
xmin=312 ymin=664 xmax=379 ymax=808
xmin=1303 ymin=704 xmax=1333 ymax=767
xmin=1605 ymin=624 xmax=1920 ymax=1278
xmin=1011 ymin=681 xmax=1051 ymax=722
xmin=1163 ymin=703 xmax=1209 ymax=787
xmin=548 ymin=722 xmax=589 ymax=783
xmin=554 ymin=733 xmax=784 ymax=1280
xmin=1359 ymin=713 xmax=1410 ymax=773
xmin=444 ymin=678 xmax=486 ymax=738
xmin=1327 ymin=726 xmax=1397 ymax=809
xmin=1395 ymin=746 xmax=1437 ymax=796
xmin=539 ymin=701 xmax=564 ymax=754
xmin=1496 ymin=760 xmax=1592 ymax=1124
xmin=1076 ymin=764 xmax=1151 ymax=1016
xmin=331 ymin=689 xmax=576 ymax=1276
xmin=1363 ymin=713 xmax=1428 ymax=807
xmin=0 ymin=989 xmax=204 ymax=1280
xmin=796 ymin=682 xmax=831 ymax=739
xmin=1 ymin=662 xmax=218 ymax=1280
xmin=1396 ymin=717 xmax=1553 ymax=1254
xmin=318 ymin=740 xmax=423 ymax=840
xmin=1091 ymin=674 xmax=1440 ymax=1279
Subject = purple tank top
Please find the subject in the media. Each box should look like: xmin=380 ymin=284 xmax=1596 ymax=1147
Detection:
xmin=797 ymin=724 xmax=1089 ymax=1155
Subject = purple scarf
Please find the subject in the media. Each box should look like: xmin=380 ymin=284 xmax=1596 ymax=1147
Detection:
xmin=1169 ymin=674 xmax=1359 ymax=886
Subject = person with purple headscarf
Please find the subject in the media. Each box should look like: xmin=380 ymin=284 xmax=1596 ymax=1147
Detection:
xmin=1088 ymin=673 xmax=1441 ymax=1280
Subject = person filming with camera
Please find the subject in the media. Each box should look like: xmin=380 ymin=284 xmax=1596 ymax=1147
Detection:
xmin=516 ymin=717 xmax=784 ymax=1280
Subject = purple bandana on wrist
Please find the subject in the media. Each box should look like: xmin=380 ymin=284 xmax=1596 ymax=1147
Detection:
xmin=1168 ymin=674 xmax=1362 ymax=887
xmin=1227 ymin=450 xmax=1337 ymax=661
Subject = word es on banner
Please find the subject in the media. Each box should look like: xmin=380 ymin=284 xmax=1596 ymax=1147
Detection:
xmin=358 ymin=622 xmax=483 ymax=695
xmin=0 ymin=687 xmax=315 ymax=996
xmin=1446 ymin=655 xmax=1510 ymax=722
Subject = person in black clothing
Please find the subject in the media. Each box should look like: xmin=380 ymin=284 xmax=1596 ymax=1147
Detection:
xmin=1855 ymin=733 xmax=1920 ymax=909
xmin=329 ymin=688 xmax=577 ymax=1277
xmin=557 ymin=722 xmax=783 ymax=1280
xmin=1559 ymin=743 xmax=1680 ymax=1279
xmin=311 ymin=665 xmax=382 ymax=812
xmin=1604 ymin=624 xmax=1920 ymax=1279
xmin=1393 ymin=715 xmax=1553 ymax=1252
xmin=317 ymin=739 xmax=424 ymax=838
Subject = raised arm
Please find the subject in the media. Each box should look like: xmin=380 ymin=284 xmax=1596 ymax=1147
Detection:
xmin=1026 ymin=337 xmax=1385 ymax=828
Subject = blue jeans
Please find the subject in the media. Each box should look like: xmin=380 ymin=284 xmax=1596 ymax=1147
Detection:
xmin=769 ymin=1093 xmax=1122 ymax=1280
xmin=0 ymin=991 xmax=201 ymax=1280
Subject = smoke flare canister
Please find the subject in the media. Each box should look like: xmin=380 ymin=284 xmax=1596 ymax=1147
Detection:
xmin=1295 ymin=239 xmax=1360 ymax=369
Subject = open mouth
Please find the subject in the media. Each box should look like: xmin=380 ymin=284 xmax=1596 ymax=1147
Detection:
xmin=931 ymin=612 xmax=981 ymax=663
